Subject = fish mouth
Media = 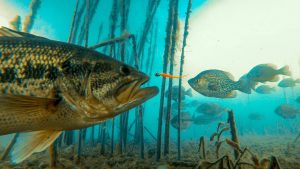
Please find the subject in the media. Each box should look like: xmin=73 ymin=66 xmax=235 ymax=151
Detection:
xmin=115 ymin=76 xmax=159 ymax=109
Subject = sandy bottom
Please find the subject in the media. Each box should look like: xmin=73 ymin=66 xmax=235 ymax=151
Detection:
xmin=0 ymin=134 xmax=299 ymax=169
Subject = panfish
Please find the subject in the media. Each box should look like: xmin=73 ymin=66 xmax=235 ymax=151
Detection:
xmin=0 ymin=27 xmax=158 ymax=163
xmin=255 ymin=85 xmax=276 ymax=94
xmin=170 ymin=112 xmax=192 ymax=130
xmin=196 ymin=103 xmax=227 ymax=117
xmin=188 ymin=69 xmax=251 ymax=98
xmin=274 ymin=104 xmax=300 ymax=119
xmin=247 ymin=64 xmax=291 ymax=83
xmin=239 ymin=73 xmax=258 ymax=90
xmin=192 ymin=114 xmax=220 ymax=125
xmin=164 ymin=85 xmax=192 ymax=101
xmin=278 ymin=78 xmax=300 ymax=88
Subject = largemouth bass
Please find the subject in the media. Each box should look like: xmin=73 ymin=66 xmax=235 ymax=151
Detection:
xmin=0 ymin=27 xmax=158 ymax=163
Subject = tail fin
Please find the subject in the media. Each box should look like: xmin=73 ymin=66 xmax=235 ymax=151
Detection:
xmin=185 ymin=88 xmax=193 ymax=97
xmin=278 ymin=65 xmax=292 ymax=76
xmin=236 ymin=79 xmax=252 ymax=94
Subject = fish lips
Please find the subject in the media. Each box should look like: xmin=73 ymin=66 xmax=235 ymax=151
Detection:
xmin=115 ymin=76 xmax=158 ymax=111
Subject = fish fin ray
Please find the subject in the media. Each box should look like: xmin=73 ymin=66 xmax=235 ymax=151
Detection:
xmin=278 ymin=65 xmax=291 ymax=76
xmin=0 ymin=95 xmax=59 ymax=115
xmin=9 ymin=130 xmax=62 ymax=164
xmin=224 ymin=71 xmax=235 ymax=80
xmin=226 ymin=91 xmax=237 ymax=98
xmin=0 ymin=26 xmax=49 ymax=40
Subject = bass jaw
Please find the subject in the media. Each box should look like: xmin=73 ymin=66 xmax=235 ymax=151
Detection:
xmin=115 ymin=76 xmax=158 ymax=112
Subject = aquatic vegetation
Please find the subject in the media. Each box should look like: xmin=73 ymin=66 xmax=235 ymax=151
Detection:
xmin=195 ymin=110 xmax=283 ymax=169
xmin=0 ymin=8 xmax=158 ymax=163
xmin=0 ymin=0 xmax=299 ymax=168
xmin=22 ymin=0 xmax=41 ymax=33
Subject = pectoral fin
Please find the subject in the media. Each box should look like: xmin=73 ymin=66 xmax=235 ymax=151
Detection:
xmin=9 ymin=130 xmax=62 ymax=164
xmin=226 ymin=91 xmax=237 ymax=98
xmin=0 ymin=95 xmax=59 ymax=115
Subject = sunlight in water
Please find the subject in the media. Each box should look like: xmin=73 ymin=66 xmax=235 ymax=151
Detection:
xmin=0 ymin=15 xmax=9 ymax=27
xmin=0 ymin=1 xmax=18 ymax=28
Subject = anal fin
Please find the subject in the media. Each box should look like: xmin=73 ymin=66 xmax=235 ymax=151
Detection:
xmin=9 ymin=130 xmax=62 ymax=164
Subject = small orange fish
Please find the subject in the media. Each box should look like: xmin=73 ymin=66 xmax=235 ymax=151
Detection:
xmin=155 ymin=73 xmax=187 ymax=79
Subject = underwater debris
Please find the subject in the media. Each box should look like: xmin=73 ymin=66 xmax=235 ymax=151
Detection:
xmin=49 ymin=142 xmax=57 ymax=168
xmin=188 ymin=69 xmax=251 ymax=98
xmin=255 ymin=85 xmax=276 ymax=94
xmin=227 ymin=110 xmax=240 ymax=159
xmin=1 ymin=133 xmax=19 ymax=160
xmin=274 ymin=104 xmax=300 ymax=119
xmin=22 ymin=0 xmax=41 ymax=33
xmin=209 ymin=120 xmax=230 ymax=159
xmin=199 ymin=136 xmax=206 ymax=160
xmin=194 ymin=110 xmax=284 ymax=169
xmin=247 ymin=63 xmax=291 ymax=83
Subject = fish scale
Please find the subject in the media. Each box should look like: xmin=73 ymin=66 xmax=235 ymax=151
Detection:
xmin=0 ymin=38 xmax=77 ymax=96
xmin=0 ymin=27 xmax=158 ymax=164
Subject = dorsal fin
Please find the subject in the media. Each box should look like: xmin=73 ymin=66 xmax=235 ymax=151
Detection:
xmin=0 ymin=26 xmax=49 ymax=40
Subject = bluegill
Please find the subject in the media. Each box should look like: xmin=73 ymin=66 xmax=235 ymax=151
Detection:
xmin=247 ymin=64 xmax=291 ymax=83
xmin=255 ymin=85 xmax=276 ymax=94
xmin=278 ymin=78 xmax=300 ymax=88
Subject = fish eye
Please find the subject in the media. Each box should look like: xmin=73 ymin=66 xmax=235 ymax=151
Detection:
xmin=120 ymin=66 xmax=130 ymax=76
